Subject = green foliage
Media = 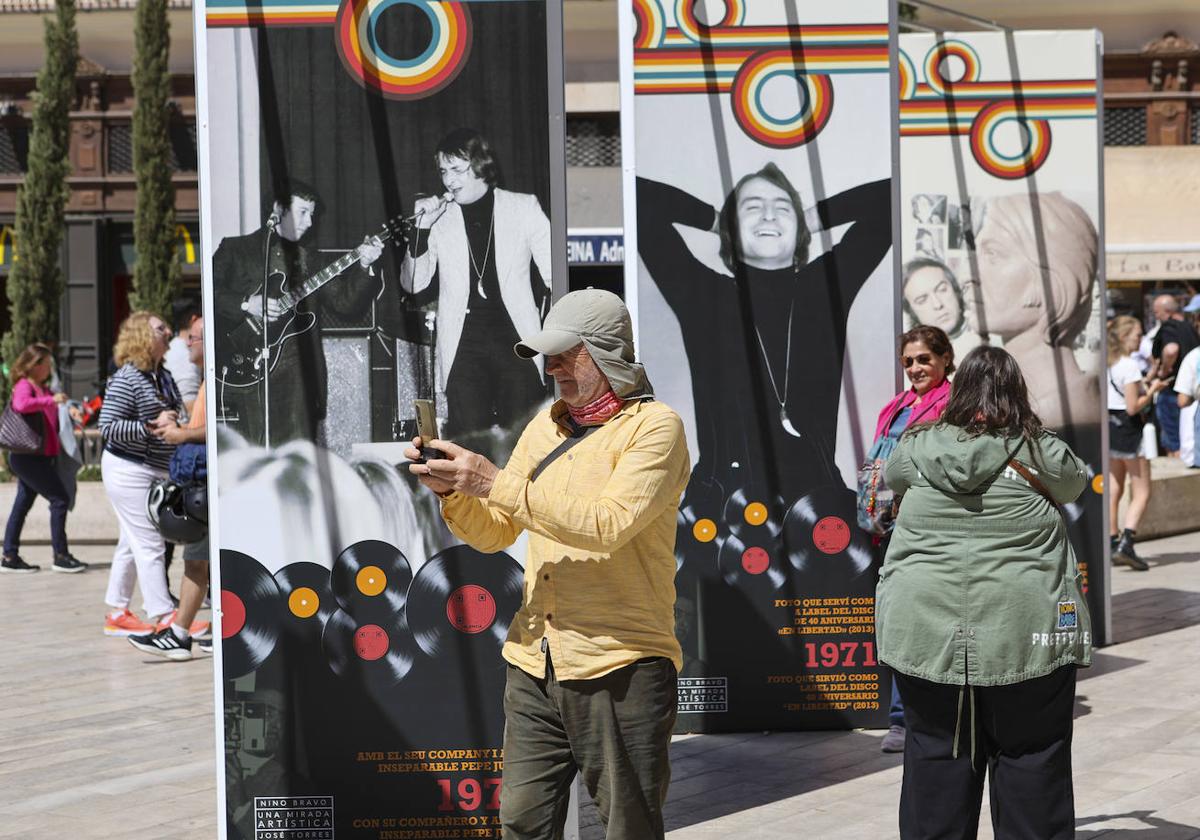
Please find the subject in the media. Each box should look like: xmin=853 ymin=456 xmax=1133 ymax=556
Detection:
xmin=0 ymin=0 xmax=79 ymax=399
xmin=130 ymin=0 xmax=180 ymax=320
xmin=900 ymin=3 xmax=919 ymax=22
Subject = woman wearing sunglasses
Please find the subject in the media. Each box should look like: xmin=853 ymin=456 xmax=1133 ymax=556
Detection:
xmin=861 ymin=324 xmax=954 ymax=754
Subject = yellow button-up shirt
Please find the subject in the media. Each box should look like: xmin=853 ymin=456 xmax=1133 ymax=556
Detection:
xmin=440 ymin=398 xmax=690 ymax=681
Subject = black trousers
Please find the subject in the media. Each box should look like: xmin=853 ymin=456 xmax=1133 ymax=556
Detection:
xmin=501 ymin=657 xmax=677 ymax=840
xmin=895 ymin=666 xmax=1077 ymax=840
xmin=4 ymin=453 xmax=69 ymax=556
xmin=444 ymin=309 xmax=546 ymax=438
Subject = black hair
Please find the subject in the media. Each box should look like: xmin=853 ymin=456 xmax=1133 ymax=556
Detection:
xmin=435 ymin=127 xmax=500 ymax=187
xmin=901 ymin=257 xmax=965 ymax=336
xmin=718 ymin=162 xmax=811 ymax=272
xmin=934 ymin=345 xmax=1043 ymax=443
xmin=171 ymin=301 xmax=201 ymax=334
xmin=271 ymin=179 xmax=320 ymax=215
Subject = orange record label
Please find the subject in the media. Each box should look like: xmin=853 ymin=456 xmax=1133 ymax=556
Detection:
xmin=356 ymin=565 xmax=387 ymax=596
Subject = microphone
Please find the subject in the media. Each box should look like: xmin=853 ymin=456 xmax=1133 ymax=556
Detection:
xmin=404 ymin=192 xmax=453 ymax=224
xmin=266 ymin=210 xmax=281 ymax=231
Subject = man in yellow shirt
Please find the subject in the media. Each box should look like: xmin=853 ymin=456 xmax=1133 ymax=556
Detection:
xmin=407 ymin=289 xmax=690 ymax=840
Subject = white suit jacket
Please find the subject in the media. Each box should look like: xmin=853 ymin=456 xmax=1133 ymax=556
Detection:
xmin=400 ymin=188 xmax=552 ymax=395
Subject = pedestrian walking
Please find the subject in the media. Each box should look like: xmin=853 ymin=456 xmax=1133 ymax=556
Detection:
xmin=1107 ymin=316 xmax=1166 ymax=571
xmin=1 ymin=344 xmax=87 ymax=574
xmin=876 ymin=345 xmax=1091 ymax=840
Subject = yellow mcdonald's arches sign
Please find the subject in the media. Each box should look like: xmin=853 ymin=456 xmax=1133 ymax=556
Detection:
xmin=174 ymin=224 xmax=196 ymax=264
xmin=0 ymin=226 xmax=16 ymax=266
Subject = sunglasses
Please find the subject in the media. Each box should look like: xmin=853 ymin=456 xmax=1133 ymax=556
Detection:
xmin=902 ymin=354 xmax=936 ymax=368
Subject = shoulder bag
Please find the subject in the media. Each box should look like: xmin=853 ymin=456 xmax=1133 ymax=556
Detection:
xmin=0 ymin=402 xmax=44 ymax=454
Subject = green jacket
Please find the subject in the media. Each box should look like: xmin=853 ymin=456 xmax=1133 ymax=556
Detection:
xmin=876 ymin=425 xmax=1092 ymax=686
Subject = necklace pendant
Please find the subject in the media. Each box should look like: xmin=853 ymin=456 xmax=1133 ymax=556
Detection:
xmin=780 ymin=405 xmax=802 ymax=438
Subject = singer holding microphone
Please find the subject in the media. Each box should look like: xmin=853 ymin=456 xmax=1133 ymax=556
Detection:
xmin=402 ymin=128 xmax=552 ymax=438
xmin=212 ymin=180 xmax=383 ymax=446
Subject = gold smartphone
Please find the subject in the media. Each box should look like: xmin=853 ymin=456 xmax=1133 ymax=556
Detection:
xmin=413 ymin=399 xmax=444 ymax=463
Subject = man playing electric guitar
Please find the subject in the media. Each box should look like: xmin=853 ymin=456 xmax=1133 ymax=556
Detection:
xmin=212 ymin=181 xmax=383 ymax=447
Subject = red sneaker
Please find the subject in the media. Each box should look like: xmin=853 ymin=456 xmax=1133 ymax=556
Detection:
xmin=154 ymin=610 xmax=212 ymax=640
xmin=104 ymin=609 xmax=155 ymax=637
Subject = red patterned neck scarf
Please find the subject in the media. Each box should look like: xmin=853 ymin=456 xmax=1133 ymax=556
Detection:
xmin=568 ymin=390 xmax=625 ymax=427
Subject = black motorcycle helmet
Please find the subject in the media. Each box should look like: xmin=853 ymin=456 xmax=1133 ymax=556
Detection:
xmin=147 ymin=479 xmax=207 ymax=544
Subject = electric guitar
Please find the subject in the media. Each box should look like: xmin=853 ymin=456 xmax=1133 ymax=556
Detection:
xmin=217 ymin=215 xmax=406 ymax=388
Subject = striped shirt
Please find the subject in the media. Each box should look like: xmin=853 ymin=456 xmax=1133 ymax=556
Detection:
xmin=99 ymin=363 xmax=182 ymax=471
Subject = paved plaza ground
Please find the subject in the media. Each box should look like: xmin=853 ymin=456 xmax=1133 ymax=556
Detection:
xmin=1 ymin=531 xmax=1197 ymax=839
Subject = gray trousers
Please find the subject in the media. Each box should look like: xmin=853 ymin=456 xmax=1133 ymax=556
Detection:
xmin=500 ymin=656 xmax=677 ymax=840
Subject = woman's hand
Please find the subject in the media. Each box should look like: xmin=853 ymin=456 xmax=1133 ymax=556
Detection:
xmin=151 ymin=410 xmax=178 ymax=430
xmin=52 ymin=392 xmax=68 ymax=405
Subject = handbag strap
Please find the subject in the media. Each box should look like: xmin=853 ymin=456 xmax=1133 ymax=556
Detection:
xmin=530 ymin=424 xmax=600 ymax=483
xmin=1007 ymin=458 xmax=1058 ymax=508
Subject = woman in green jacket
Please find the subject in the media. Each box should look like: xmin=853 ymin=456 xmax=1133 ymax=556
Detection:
xmin=876 ymin=345 xmax=1090 ymax=840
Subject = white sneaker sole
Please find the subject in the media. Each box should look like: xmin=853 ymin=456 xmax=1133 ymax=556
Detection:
xmin=0 ymin=567 xmax=39 ymax=574
xmin=128 ymin=638 xmax=192 ymax=661
xmin=51 ymin=564 xmax=87 ymax=574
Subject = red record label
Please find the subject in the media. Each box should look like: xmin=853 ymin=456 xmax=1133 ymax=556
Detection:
xmin=354 ymin=624 xmax=389 ymax=661
xmin=222 ymin=590 xmax=246 ymax=639
xmin=741 ymin=546 xmax=770 ymax=575
xmin=813 ymin=516 xmax=851 ymax=554
xmin=446 ymin=584 xmax=497 ymax=634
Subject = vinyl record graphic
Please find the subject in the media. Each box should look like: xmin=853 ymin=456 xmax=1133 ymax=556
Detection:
xmin=782 ymin=487 xmax=875 ymax=585
xmin=407 ymin=545 xmax=523 ymax=661
xmin=322 ymin=608 xmax=419 ymax=692
xmin=219 ymin=549 xmax=284 ymax=679
xmin=273 ymin=562 xmax=337 ymax=641
xmin=717 ymin=531 xmax=788 ymax=594
xmin=675 ymin=476 xmax=725 ymax=575
xmin=722 ymin=485 xmax=784 ymax=540
xmin=330 ymin=540 xmax=413 ymax=622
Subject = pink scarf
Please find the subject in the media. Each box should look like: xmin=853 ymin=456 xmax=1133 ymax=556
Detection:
xmin=568 ymin=390 xmax=625 ymax=427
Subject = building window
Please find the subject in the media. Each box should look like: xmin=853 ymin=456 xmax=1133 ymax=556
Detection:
xmin=0 ymin=122 xmax=28 ymax=174
xmin=106 ymin=119 xmax=198 ymax=174
xmin=566 ymin=116 xmax=621 ymax=167
xmin=1104 ymin=106 xmax=1147 ymax=146
xmin=1192 ymin=106 xmax=1200 ymax=145
xmin=108 ymin=123 xmax=133 ymax=173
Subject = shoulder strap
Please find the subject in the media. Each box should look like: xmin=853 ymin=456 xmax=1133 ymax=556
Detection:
xmin=530 ymin=424 xmax=600 ymax=482
xmin=1007 ymin=458 xmax=1058 ymax=508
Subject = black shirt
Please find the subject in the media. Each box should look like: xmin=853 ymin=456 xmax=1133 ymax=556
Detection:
xmin=461 ymin=189 xmax=503 ymax=312
xmin=1152 ymin=318 xmax=1200 ymax=377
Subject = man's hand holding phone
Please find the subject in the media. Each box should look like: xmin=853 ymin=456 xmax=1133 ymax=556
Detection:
xmin=405 ymin=437 xmax=499 ymax=498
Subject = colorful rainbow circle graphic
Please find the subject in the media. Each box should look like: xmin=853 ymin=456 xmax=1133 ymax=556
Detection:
xmin=731 ymin=51 xmax=834 ymax=149
xmin=674 ymin=0 xmax=745 ymax=43
xmin=336 ymin=0 xmax=472 ymax=100
xmin=923 ymin=39 xmax=980 ymax=95
xmin=898 ymin=49 xmax=916 ymax=101
xmin=632 ymin=0 xmax=667 ymax=49
xmin=969 ymin=100 xmax=1052 ymax=179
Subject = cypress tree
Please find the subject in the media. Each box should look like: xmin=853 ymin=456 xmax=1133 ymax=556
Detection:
xmin=130 ymin=0 xmax=180 ymax=319
xmin=1 ymin=0 xmax=79 ymax=377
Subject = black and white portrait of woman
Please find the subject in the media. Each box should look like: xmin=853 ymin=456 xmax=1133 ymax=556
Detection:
xmin=969 ymin=191 xmax=1099 ymax=431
